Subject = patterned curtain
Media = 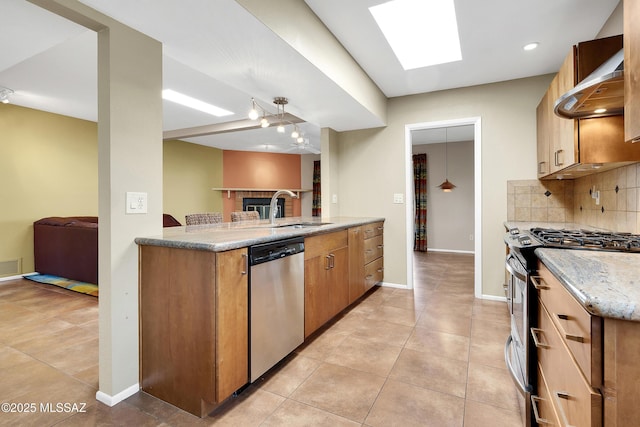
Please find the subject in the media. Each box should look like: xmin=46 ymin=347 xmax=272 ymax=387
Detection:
xmin=312 ymin=160 xmax=321 ymax=216
xmin=413 ymin=154 xmax=428 ymax=251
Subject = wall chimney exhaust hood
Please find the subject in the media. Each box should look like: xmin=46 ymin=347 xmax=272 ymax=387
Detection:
xmin=554 ymin=49 xmax=624 ymax=119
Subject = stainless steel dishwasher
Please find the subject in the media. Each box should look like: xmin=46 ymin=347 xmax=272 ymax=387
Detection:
xmin=249 ymin=237 xmax=305 ymax=382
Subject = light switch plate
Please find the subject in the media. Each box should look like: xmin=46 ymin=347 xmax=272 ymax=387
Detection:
xmin=332 ymin=194 xmax=338 ymax=203
xmin=126 ymin=192 xmax=148 ymax=214
xmin=393 ymin=193 xmax=404 ymax=204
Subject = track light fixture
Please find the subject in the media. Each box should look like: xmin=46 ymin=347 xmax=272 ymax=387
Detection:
xmin=0 ymin=86 xmax=14 ymax=104
xmin=247 ymin=97 xmax=304 ymax=142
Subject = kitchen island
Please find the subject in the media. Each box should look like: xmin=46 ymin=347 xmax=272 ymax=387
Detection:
xmin=135 ymin=216 xmax=384 ymax=417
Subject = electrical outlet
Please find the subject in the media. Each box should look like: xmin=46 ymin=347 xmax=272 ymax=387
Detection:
xmin=393 ymin=193 xmax=404 ymax=204
xmin=332 ymin=194 xmax=338 ymax=203
xmin=126 ymin=192 xmax=148 ymax=214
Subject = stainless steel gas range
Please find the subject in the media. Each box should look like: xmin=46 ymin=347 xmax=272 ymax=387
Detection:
xmin=503 ymin=226 xmax=640 ymax=427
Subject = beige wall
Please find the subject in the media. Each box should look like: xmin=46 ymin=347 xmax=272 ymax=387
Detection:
xmin=336 ymin=75 xmax=553 ymax=296
xmin=163 ymin=140 xmax=223 ymax=225
xmin=413 ymin=140 xmax=474 ymax=252
xmin=0 ymin=104 xmax=98 ymax=275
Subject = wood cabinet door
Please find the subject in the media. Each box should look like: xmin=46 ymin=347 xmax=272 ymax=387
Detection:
xmin=328 ymin=245 xmax=349 ymax=318
xmin=304 ymin=254 xmax=332 ymax=337
xmin=550 ymin=49 xmax=577 ymax=174
xmin=536 ymin=91 xmax=550 ymax=178
xmin=625 ymin=0 xmax=640 ymax=142
xmin=215 ymin=248 xmax=249 ymax=401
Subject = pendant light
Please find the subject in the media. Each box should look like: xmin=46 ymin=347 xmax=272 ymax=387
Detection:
xmin=438 ymin=128 xmax=456 ymax=192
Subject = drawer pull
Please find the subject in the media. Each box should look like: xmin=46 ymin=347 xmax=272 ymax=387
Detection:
xmin=365 ymin=249 xmax=374 ymax=254
xmin=555 ymin=314 xmax=585 ymax=343
xmin=531 ymin=275 xmax=550 ymax=290
xmin=553 ymin=391 xmax=576 ymax=427
xmin=377 ymin=268 xmax=384 ymax=273
xmin=377 ymin=226 xmax=383 ymax=230
xmin=531 ymin=395 xmax=553 ymax=425
xmin=531 ymin=327 xmax=550 ymax=348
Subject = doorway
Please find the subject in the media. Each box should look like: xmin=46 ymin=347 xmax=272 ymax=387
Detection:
xmin=404 ymin=117 xmax=482 ymax=298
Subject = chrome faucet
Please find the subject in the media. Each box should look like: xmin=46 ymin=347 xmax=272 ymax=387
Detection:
xmin=270 ymin=190 xmax=298 ymax=225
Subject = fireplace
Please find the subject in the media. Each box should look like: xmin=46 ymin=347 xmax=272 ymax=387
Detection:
xmin=242 ymin=197 xmax=285 ymax=220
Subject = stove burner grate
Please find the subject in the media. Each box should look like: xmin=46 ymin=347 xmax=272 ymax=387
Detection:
xmin=530 ymin=228 xmax=640 ymax=252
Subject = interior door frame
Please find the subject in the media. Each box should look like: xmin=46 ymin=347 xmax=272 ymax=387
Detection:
xmin=404 ymin=117 xmax=482 ymax=298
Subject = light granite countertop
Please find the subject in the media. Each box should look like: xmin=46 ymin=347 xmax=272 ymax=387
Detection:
xmin=135 ymin=216 xmax=384 ymax=252
xmin=536 ymin=248 xmax=640 ymax=321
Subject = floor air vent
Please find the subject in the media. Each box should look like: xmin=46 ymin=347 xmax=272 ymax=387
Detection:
xmin=0 ymin=259 xmax=22 ymax=277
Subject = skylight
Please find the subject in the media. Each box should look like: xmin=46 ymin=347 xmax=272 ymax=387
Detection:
xmin=162 ymin=89 xmax=233 ymax=117
xmin=369 ymin=0 xmax=462 ymax=70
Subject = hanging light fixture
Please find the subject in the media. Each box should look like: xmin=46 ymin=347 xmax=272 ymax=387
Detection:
xmin=438 ymin=128 xmax=456 ymax=192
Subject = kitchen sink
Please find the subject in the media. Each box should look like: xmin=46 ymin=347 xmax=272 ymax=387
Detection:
xmin=274 ymin=222 xmax=332 ymax=229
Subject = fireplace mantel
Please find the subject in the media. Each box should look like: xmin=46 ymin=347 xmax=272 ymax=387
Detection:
xmin=212 ymin=188 xmax=312 ymax=198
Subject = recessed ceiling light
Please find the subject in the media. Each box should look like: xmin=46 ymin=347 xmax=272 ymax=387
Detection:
xmin=369 ymin=0 xmax=462 ymax=70
xmin=594 ymin=108 xmax=607 ymax=114
xmin=523 ymin=42 xmax=539 ymax=51
xmin=162 ymin=89 xmax=233 ymax=117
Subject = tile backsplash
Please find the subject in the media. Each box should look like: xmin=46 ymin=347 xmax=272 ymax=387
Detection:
xmin=508 ymin=163 xmax=640 ymax=233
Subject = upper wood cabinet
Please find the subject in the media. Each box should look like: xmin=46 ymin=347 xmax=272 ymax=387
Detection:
xmin=536 ymin=35 xmax=640 ymax=179
xmin=624 ymin=0 xmax=640 ymax=142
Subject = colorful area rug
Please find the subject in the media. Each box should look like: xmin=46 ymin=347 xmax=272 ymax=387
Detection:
xmin=24 ymin=274 xmax=98 ymax=297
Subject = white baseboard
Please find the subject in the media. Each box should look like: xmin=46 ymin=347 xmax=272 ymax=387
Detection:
xmin=426 ymin=248 xmax=474 ymax=254
xmin=378 ymin=281 xmax=408 ymax=289
xmin=0 ymin=272 xmax=37 ymax=282
xmin=480 ymin=294 xmax=507 ymax=302
xmin=96 ymin=383 xmax=139 ymax=407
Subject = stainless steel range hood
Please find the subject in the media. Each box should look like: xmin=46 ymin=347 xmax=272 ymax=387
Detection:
xmin=554 ymin=49 xmax=624 ymax=119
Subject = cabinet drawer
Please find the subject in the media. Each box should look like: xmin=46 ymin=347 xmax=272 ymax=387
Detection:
xmin=363 ymin=221 xmax=384 ymax=239
xmin=534 ymin=262 xmax=602 ymax=387
xmin=533 ymin=362 xmax=562 ymax=426
xmin=364 ymin=235 xmax=383 ymax=264
xmin=304 ymin=230 xmax=348 ymax=260
xmin=536 ymin=302 xmax=602 ymax=427
xmin=364 ymin=257 xmax=383 ymax=290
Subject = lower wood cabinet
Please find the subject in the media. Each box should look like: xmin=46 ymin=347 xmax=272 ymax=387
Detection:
xmin=533 ymin=261 xmax=640 ymax=426
xmin=304 ymin=230 xmax=349 ymax=337
xmin=139 ymin=245 xmax=248 ymax=417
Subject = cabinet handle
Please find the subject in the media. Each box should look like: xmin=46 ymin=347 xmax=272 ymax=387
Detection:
xmin=553 ymin=391 xmax=574 ymax=427
xmin=377 ymin=245 xmax=383 ymax=249
xmin=325 ymin=255 xmax=331 ymax=270
xmin=530 ymin=395 xmax=552 ymax=425
xmin=241 ymin=253 xmax=248 ymax=275
xmin=555 ymin=314 xmax=585 ymax=343
xmin=554 ymin=149 xmax=564 ymax=166
xmin=330 ymin=254 xmax=335 ymax=269
xmin=377 ymin=267 xmax=384 ymax=273
xmin=377 ymin=226 xmax=383 ymax=231
xmin=365 ymin=249 xmax=374 ymax=254
xmin=538 ymin=161 xmax=547 ymax=175
xmin=365 ymin=274 xmax=373 ymax=280
xmin=531 ymin=275 xmax=549 ymax=290
xmin=530 ymin=327 xmax=550 ymax=348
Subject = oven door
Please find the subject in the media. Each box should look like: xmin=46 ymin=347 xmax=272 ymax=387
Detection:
xmin=505 ymin=252 xmax=532 ymax=426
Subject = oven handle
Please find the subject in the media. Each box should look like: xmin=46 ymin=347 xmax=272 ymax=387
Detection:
xmin=505 ymin=254 xmax=527 ymax=282
xmin=504 ymin=335 xmax=527 ymax=394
